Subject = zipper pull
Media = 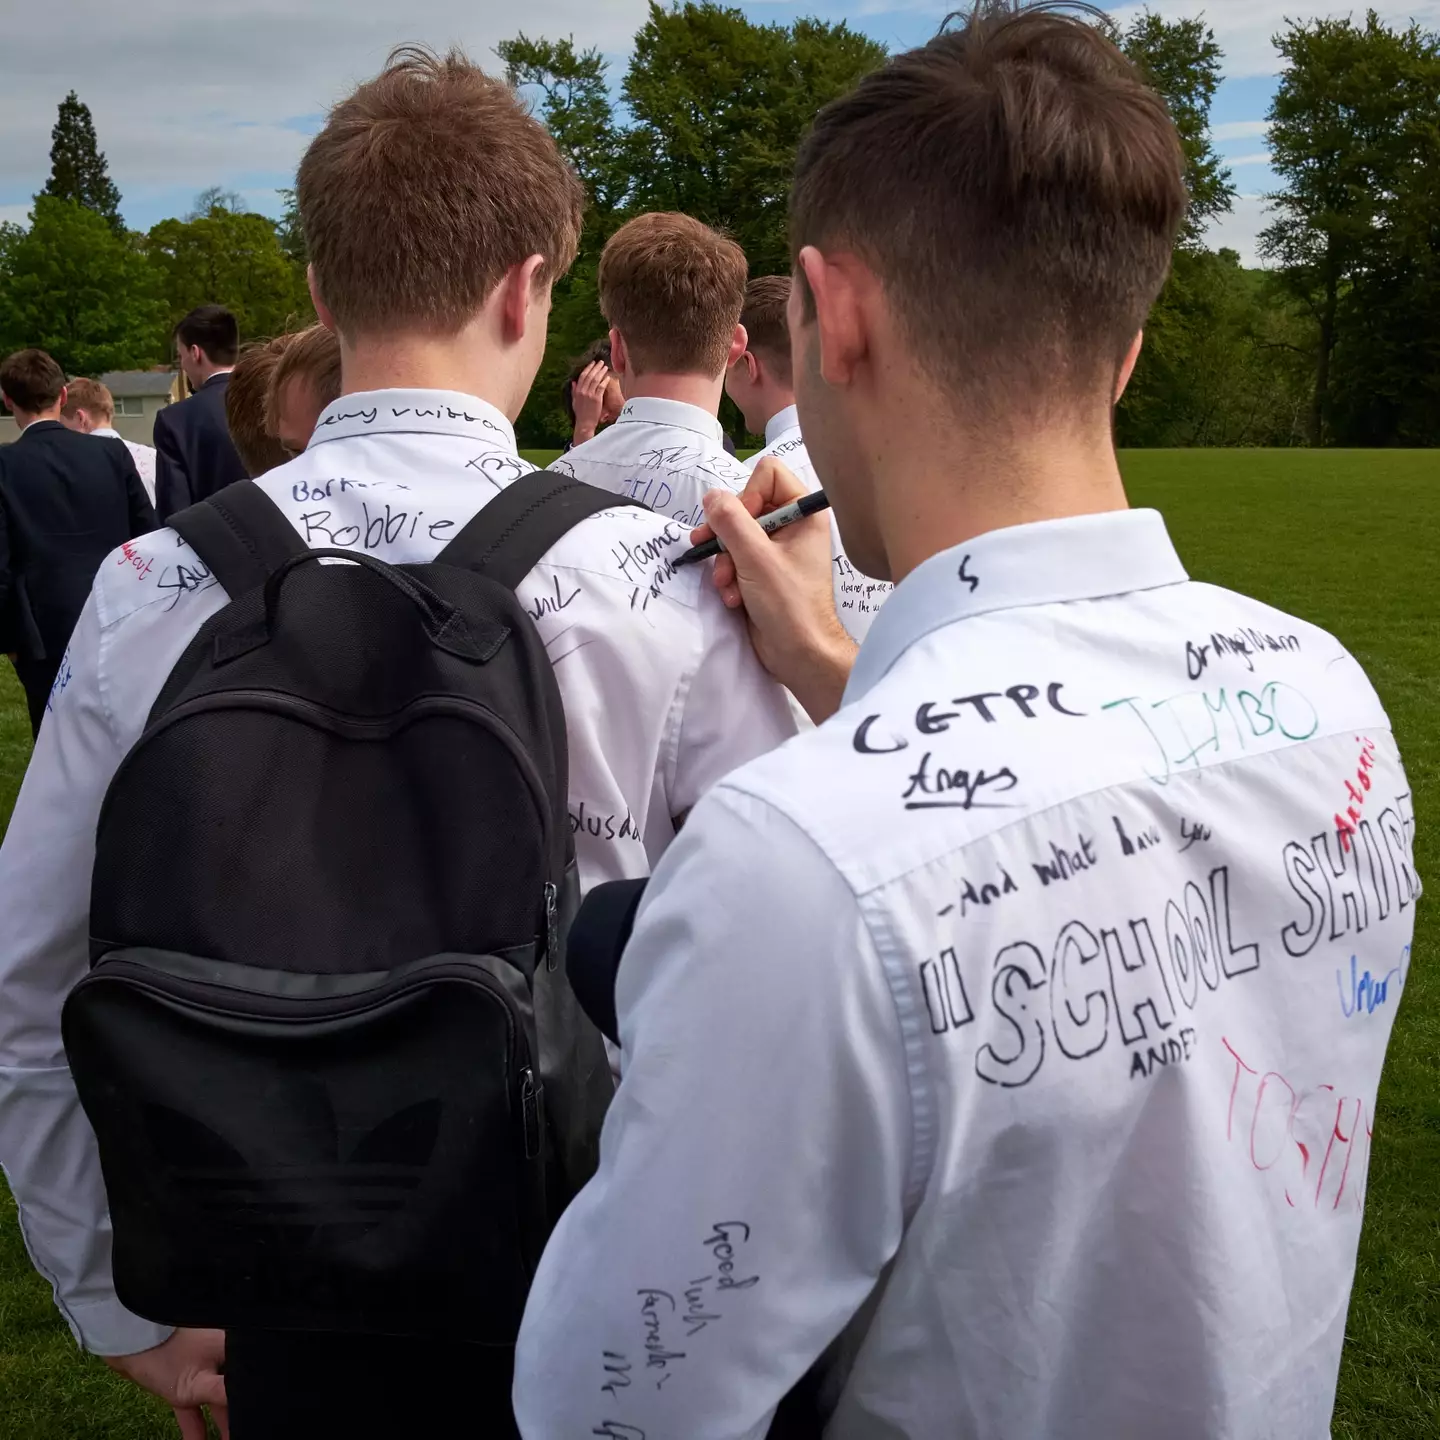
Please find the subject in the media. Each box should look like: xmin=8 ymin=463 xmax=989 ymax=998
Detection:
xmin=544 ymin=882 xmax=559 ymax=971
xmin=520 ymin=1067 xmax=543 ymax=1159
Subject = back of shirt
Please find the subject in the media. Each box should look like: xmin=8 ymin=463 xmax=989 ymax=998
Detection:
xmin=512 ymin=509 xmax=1417 ymax=1440
xmin=742 ymin=551 xmax=1416 ymax=1436
xmin=556 ymin=395 xmax=747 ymax=529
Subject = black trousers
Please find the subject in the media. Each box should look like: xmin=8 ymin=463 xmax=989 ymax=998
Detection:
xmin=11 ymin=655 xmax=59 ymax=739
xmin=226 ymin=1331 xmax=519 ymax=1439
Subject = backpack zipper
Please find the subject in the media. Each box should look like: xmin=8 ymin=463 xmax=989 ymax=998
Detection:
xmin=543 ymin=883 xmax=559 ymax=971
xmin=520 ymin=1067 xmax=542 ymax=1158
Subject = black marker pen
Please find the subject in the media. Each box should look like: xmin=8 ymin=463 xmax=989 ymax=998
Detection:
xmin=671 ymin=490 xmax=832 ymax=568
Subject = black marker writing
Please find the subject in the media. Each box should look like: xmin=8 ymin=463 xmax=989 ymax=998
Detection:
xmin=957 ymin=553 xmax=979 ymax=593
xmin=901 ymin=754 xmax=1019 ymax=810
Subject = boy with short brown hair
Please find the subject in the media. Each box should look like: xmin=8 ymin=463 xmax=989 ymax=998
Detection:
xmin=558 ymin=211 xmax=751 ymax=527
xmin=0 ymin=45 xmax=793 ymax=1440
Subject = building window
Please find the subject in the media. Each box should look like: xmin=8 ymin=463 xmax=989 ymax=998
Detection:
xmin=114 ymin=396 xmax=145 ymax=416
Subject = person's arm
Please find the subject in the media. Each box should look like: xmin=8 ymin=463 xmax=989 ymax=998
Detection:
xmin=514 ymin=786 xmax=913 ymax=1438
xmin=696 ymin=458 xmax=858 ymax=723
xmin=0 ymin=591 xmax=226 ymax=1435
xmin=667 ymin=577 xmax=798 ymax=821
xmin=151 ymin=411 xmax=188 ymax=522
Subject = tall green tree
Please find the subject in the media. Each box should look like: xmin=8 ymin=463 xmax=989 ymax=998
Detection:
xmin=499 ymin=36 xmax=627 ymax=220
xmin=0 ymin=196 xmax=162 ymax=373
xmin=621 ymin=3 xmax=884 ymax=274
xmin=503 ymin=3 xmax=885 ymax=443
xmin=146 ymin=206 xmax=313 ymax=345
xmin=41 ymin=91 xmax=124 ymax=235
xmin=1262 ymin=11 xmax=1440 ymax=444
xmin=1117 ymin=12 xmax=1234 ymax=246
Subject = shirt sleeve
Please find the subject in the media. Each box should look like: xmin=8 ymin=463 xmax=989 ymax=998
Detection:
xmin=667 ymin=585 xmax=798 ymax=818
xmin=513 ymin=785 xmax=911 ymax=1439
xmin=0 ymin=593 xmax=173 ymax=1356
xmin=151 ymin=412 xmax=188 ymax=523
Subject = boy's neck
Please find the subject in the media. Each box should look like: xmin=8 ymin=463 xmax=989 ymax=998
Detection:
xmin=620 ymin=371 xmax=723 ymax=418
xmin=13 ymin=404 xmax=62 ymax=430
xmin=754 ymin=391 xmax=798 ymax=436
xmin=876 ymin=410 xmax=1129 ymax=583
xmin=337 ymin=334 xmax=523 ymax=421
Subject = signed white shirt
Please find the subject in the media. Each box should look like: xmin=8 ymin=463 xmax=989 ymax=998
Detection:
xmin=556 ymin=395 xmax=748 ymax=529
xmin=746 ymin=405 xmax=892 ymax=644
xmin=0 ymin=389 xmax=795 ymax=1356
xmin=92 ymin=426 xmax=157 ymax=506
xmin=514 ymin=508 xmax=1417 ymax=1439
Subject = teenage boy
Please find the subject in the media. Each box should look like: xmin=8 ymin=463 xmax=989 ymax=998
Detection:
xmin=0 ymin=47 xmax=794 ymax=1440
xmin=559 ymin=212 xmax=750 ymax=528
xmin=515 ymin=12 xmax=1417 ymax=1438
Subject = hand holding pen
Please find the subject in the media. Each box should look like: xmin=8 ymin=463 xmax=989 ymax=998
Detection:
xmin=688 ymin=457 xmax=857 ymax=724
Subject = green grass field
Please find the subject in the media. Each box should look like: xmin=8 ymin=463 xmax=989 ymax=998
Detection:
xmin=0 ymin=449 xmax=1435 ymax=1437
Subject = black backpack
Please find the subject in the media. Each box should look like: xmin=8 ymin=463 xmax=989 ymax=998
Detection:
xmin=62 ymin=473 xmax=642 ymax=1343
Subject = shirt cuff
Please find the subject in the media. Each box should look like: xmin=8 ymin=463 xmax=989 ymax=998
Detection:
xmin=60 ymin=1295 xmax=173 ymax=1358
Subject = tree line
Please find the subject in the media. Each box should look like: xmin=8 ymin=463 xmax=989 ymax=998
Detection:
xmin=2 ymin=3 xmax=1435 ymax=448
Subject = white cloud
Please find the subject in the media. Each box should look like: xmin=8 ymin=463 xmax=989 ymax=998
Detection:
xmin=1 ymin=0 xmax=653 ymax=229
xmin=1227 ymin=152 xmax=1273 ymax=166
xmin=1213 ymin=119 xmax=1270 ymax=140
xmin=1201 ymin=193 xmax=1275 ymax=267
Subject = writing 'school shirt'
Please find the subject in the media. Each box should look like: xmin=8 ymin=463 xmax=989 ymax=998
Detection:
xmin=745 ymin=404 xmax=893 ymax=644
xmin=513 ymin=508 xmax=1418 ymax=1440
xmin=555 ymin=395 xmax=749 ymax=529
xmin=0 ymin=391 xmax=796 ymax=1357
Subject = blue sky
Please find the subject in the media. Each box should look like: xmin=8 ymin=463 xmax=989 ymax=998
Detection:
xmin=2 ymin=2 xmax=1435 ymax=265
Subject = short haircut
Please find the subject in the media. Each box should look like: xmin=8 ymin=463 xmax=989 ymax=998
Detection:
xmin=225 ymin=336 xmax=294 ymax=477
xmin=790 ymin=4 xmax=1187 ymax=417
xmin=298 ymin=46 xmax=585 ymax=337
xmin=266 ymin=324 xmax=342 ymax=434
xmin=175 ymin=305 xmax=240 ymax=365
xmin=0 ymin=349 xmax=66 ymax=413
xmin=598 ymin=213 xmax=748 ymax=377
xmin=62 ymin=377 xmax=115 ymax=423
xmin=561 ymin=337 xmax=612 ymax=427
xmin=740 ymin=276 xmax=792 ymax=384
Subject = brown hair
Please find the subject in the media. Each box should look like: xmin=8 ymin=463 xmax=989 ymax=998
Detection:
xmin=297 ymin=46 xmax=584 ymax=337
xmin=62 ymin=377 xmax=115 ymax=423
xmin=0 ymin=349 xmax=66 ymax=413
xmin=225 ymin=337 xmax=294 ymax=477
xmin=598 ymin=213 xmax=748 ymax=376
xmin=740 ymin=276 xmax=792 ymax=384
xmin=267 ymin=325 xmax=342 ymax=434
xmin=790 ymin=3 xmax=1186 ymax=417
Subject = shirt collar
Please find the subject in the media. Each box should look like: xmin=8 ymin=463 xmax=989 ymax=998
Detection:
xmin=764 ymin=404 xmax=800 ymax=447
xmin=307 ymin=389 xmax=519 ymax=452
xmin=845 ymin=508 xmax=1189 ymax=703
xmin=93 ymin=426 xmax=121 ymax=439
xmin=613 ymin=395 xmax=724 ymax=444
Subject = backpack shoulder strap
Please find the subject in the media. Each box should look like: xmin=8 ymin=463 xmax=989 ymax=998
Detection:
xmin=168 ymin=480 xmax=308 ymax=598
xmin=440 ymin=470 xmax=649 ymax=591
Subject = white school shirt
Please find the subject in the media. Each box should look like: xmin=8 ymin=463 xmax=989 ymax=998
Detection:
xmin=746 ymin=404 xmax=892 ymax=644
xmin=0 ymin=389 xmax=796 ymax=1357
xmin=92 ymin=426 xmax=157 ymax=505
xmin=513 ymin=508 xmax=1417 ymax=1440
xmin=555 ymin=395 xmax=748 ymax=529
